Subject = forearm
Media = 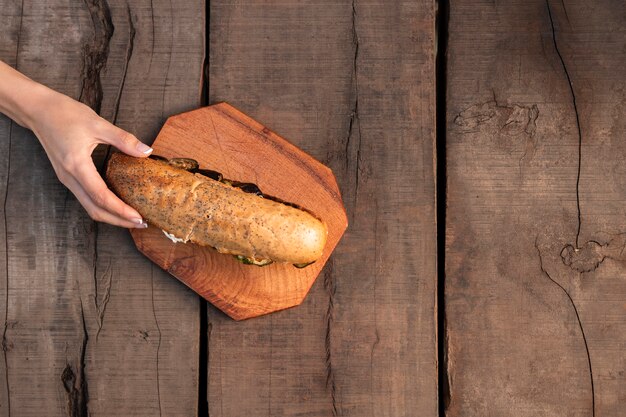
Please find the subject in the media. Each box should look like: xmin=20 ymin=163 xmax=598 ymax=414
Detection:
xmin=0 ymin=60 xmax=149 ymax=228
xmin=0 ymin=60 xmax=54 ymax=130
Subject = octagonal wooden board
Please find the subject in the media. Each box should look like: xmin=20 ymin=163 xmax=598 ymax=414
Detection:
xmin=128 ymin=103 xmax=348 ymax=320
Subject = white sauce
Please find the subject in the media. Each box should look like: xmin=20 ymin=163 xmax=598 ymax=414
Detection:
xmin=162 ymin=230 xmax=186 ymax=244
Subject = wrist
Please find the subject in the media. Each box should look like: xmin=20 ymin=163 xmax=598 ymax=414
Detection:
xmin=0 ymin=62 xmax=55 ymax=130
xmin=17 ymin=82 xmax=59 ymax=132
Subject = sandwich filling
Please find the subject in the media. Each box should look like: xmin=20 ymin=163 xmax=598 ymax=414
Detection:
xmin=162 ymin=229 xmax=275 ymax=266
xmin=162 ymin=230 xmax=186 ymax=244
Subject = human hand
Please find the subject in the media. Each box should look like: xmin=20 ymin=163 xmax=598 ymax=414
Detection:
xmin=28 ymin=88 xmax=152 ymax=228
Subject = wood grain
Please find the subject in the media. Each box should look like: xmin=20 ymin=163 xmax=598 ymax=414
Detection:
xmin=207 ymin=1 xmax=437 ymax=416
xmin=0 ymin=3 xmax=21 ymax=414
xmin=446 ymin=0 xmax=626 ymax=415
xmin=129 ymin=103 xmax=348 ymax=320
xmin=0 ymin=1 xmax=203 ymax=416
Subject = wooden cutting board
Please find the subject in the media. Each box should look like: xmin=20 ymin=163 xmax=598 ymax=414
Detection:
xmin=129 ymin=103 xmax=348 ymax=320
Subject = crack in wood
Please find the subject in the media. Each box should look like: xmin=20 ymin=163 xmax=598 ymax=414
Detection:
xmin=540 ymin=11 xmax=597 ymax=410
xmin=344 ymin=0 xmax=362 ymax=216
xmin=94 ymin=259 xmax=112 ymax=341
xmin=559 ymin=0 xmax=570 ymax=24
xmin=104 ymin=4 xmax=136 ymax=165
xmin=517 ymin=105 xmax=539 ymax=176
xmin=546 ymin=0 xmax=583 ymax=249
xmin=436 ymin=1 xmax=449 ymax=414
xmin=90 ymin=220 xmax=100 ymax=337
xmin=79 ymin=301 xmax=89 ymax=417
xmin=150 ymin=265 xmax=163 ymax=417
xmin=61 ymin=301 xmax=90 ymax=417
xmin=81 ymin=217 xmax=95 ymax=416
xmin=79 ymin=0 xmax=114 ymax=114
xmin=535 ymin=237 xmax=595 ymax=417
xmin=160 ymin=0 xmax=175 ymax=119
xmin=369 ymin=328 xmax=380 ymax=413
xmin=369 ymin=200 xmax=380 ymax=414
xmin=60 ymin=365 xmax=82 ymax=417
xmin=441 ymin=319 xmax=452 ymax=414
xmin=205 ymin=320 xmax=212 ymax=417
xmin=112 ymin=4 xmax=135 ymax=126
xmin=323 ymin=259 xmax=338 ymax=416
xmin=2 ymin=121 xmax=14 ymax=417
xmin=148 ymin=0 xmax=156 ymax=72
xmin=2 ymin=2 xmax=24 ymax=412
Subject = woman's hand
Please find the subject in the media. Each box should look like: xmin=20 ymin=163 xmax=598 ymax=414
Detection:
xmin=0 ymin=61 xmax=151 ymax=228
xmin=28 ymin=89 xmax=152 ymax=228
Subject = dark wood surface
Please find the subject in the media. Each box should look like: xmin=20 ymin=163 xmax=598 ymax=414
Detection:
xmin=0 ymin=0 xmax=438 ymax=415
xmin=206 ymin=1 xmax=437 ymax=416
xmin=446 ymin=0 xmax=626 ymax=416
xmin=2 ymin=0 xmax=624 ymax=415
xmin=0 ymin=0 xmax=203 ymax=416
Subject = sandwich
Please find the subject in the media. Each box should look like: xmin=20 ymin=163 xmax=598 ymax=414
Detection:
xmin=105 ymin=153 xmax=328 ymax=267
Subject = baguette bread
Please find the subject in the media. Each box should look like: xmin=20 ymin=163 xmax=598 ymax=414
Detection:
xmin=105 ymin=153 xmax=328 ymax=265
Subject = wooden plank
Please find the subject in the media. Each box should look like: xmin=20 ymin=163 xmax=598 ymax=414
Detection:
xmin=0 ymin=0 xmax=203 ymax=415
xmin=88 ymin=1 xmax=203 ymax=415
xmin=446 ymin=0 xmax=626 ymax=415
xmin=207 ymin=1 xmax=437 ymax=416
xmin=0 ymin=2 xmax=94 ymax=414
xmin=0 ymin=2 xmax=21 ymax=414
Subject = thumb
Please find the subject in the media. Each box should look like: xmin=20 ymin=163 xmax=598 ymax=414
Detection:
xmin=105 ymin=125 xmax=153 ymax=157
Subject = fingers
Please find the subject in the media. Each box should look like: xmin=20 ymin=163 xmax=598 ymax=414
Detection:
xmin=72 ymin=161 xmax=147 ymax=226
xmin=100 ymin=123 xmax=153 ymax=157
xmin=63 ymin=175 xmax=145 ymax=229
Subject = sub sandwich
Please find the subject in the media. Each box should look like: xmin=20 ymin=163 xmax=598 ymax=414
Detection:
xmin=106 ymin=153 xmax=328 ymax=267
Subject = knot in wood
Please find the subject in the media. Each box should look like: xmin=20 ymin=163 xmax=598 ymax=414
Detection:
xmin=560 ymin=241 xmax=606 ymax=273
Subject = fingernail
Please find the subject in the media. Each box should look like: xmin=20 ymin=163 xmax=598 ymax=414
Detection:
xmin=132 ymin=218 xmax=148 ymax=228
xmin=137 ymin=142 xmax=153 ymax=155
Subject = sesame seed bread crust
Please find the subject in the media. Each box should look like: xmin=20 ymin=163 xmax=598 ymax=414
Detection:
xmin=106 ymin=153 xmax=328 ymax=264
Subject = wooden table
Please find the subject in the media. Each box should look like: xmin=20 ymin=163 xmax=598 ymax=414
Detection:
xmin=0 ymin=1 xmax=623 ymax=416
